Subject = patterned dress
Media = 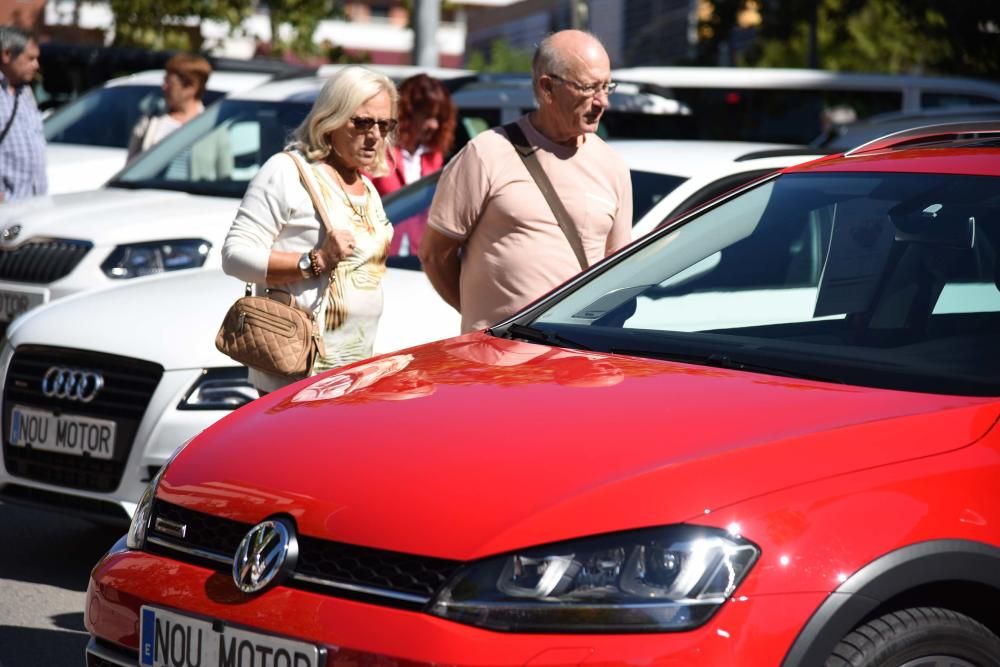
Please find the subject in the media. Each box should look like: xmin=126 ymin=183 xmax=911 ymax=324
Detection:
xmin=310 ymin=164 xmax=393 ymax=373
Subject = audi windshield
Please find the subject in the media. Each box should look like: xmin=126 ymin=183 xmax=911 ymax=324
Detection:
xmin=503 ymin=171 xmax=1000 ymax=397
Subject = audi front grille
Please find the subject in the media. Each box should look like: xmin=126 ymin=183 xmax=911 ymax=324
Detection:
xmin=2 ymin=346 xmax=162 ymax=492
xmin=0 ymin=239 xmax=92 ymax=283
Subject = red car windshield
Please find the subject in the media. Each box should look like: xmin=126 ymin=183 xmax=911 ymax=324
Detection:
xmin=522 ymin=171 xmax=1000 ymax=396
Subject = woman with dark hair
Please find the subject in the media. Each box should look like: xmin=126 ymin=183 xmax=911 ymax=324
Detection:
xmin=370 ymin=74 xmax=456 ymax=256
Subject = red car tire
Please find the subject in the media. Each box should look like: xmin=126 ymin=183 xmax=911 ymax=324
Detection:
xmin=825 ymin=607 xmax=1000 ymax=667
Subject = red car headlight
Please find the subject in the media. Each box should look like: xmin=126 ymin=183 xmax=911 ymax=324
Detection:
xmin=429 ymin=524 xmax=759 ymax=632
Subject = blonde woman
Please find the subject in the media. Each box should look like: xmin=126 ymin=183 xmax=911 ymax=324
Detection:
xmin=222 ymin=66 xmax=398 ymax=394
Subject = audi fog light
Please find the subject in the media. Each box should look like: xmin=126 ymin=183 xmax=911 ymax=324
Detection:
xmin=430 ymin=525 xmax=759 ymax=632
xmin=101 ymin=239 xmax=211 ymax=279
xmin=179 ymin=367 xmax=257 ymax=410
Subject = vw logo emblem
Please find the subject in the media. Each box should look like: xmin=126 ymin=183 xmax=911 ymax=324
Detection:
xmin=41 ymin=367 xmax=104 ymax=403
xmin=1 ymin=225 xmax=21 ymax=242
xmin=233 ymin=518 xmax=297 ymax=594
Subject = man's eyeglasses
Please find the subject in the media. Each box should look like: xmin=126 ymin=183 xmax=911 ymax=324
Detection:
xmin=350 ymin=116 xmax=399 ymax=135
xmin=548 ymin=74 xmax=618 ymax=97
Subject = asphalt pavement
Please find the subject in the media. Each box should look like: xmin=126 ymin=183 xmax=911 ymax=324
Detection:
xmin=0 ymin=500 xmax=122 ymax=666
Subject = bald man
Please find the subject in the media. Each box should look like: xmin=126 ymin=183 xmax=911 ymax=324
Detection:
xmin=420 ymin=30 xmax=632 ymax=333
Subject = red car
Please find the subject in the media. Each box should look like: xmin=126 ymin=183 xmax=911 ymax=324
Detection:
xmin=86 ymin=123 xmax=1000 ymax=667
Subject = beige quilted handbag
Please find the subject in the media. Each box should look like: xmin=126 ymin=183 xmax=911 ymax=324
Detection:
xmin=215 ymin=152 xmax=333 ymax=377
xmin=215 ymin=287 xmax=326 ymax=378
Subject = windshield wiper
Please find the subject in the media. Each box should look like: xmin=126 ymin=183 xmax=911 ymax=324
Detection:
xmin=610 ymin=347 xmax=842 ymax=384
xmin=498 ymin=323 xmax=593 ymax=350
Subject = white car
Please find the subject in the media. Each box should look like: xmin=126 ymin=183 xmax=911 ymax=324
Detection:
xmin=0 ymin=137 xmax=823 ymax=524
xmin=43 ymin=69 xmax=274 ymax=194
xmin=0 ymin=269 xmax=250 ymax=521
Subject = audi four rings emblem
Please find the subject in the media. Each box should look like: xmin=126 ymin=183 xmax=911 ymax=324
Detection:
xmin=41 ymin=367 xmax=105 ymax=403
xmin=233 ymin=519 xmax=297 ymax=594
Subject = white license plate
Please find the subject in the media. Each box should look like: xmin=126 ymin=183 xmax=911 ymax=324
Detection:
xmin=0 ymin=287 xmax=46 ymax=323
xmin=139 ymin=606 xmax=322 ymax=667
xmin=8 ymin=405 xmax=116 ymax=460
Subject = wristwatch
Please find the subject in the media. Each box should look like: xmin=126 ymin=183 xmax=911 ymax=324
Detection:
xmin=297 ymin=252 xmax=312 ymax=279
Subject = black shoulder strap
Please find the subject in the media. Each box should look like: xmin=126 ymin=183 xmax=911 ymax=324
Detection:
xmin=503 ymin=121 xmax=588 ymax=270
xmin=0 ymin=89 xmax=21 ymax=147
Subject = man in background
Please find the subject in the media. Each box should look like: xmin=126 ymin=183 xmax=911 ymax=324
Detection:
xmin=0 ymin=26 xmax=45 ymax=203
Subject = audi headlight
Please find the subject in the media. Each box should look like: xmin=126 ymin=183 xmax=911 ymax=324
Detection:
xmin=178 ymin=367 xmax=258 ymax=410
xmin=430 ymin=525 xmax=759 ymax=632
xmin=101 ymin=239 xmax=211 ymax=279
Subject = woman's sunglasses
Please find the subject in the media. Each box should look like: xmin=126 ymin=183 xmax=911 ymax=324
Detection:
xmin=350 ymin=116 xmax=399 ymax=135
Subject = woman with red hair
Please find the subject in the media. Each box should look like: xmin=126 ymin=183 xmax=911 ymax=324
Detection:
xmin=371 ymin=74 xmax=456 ymax=256
xmin=372 ymin=74 xmax=456 ymax=196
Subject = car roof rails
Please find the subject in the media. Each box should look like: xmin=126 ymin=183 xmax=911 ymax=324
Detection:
xmin=845 ymin=120 xmax=1000 ymax=156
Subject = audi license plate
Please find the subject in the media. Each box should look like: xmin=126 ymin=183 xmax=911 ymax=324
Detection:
xmin=8 ymin=405 xmax=116 ymax=460
xmin=139 ymin=606 xmax=322 ymax=667
xmin=0 ymin=287 xmax=46 ymax=323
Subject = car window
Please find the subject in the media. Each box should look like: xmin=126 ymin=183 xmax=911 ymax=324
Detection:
xmin=44 ymin=85 xmax=225 ymax=149
xmin=667 ymin=88 xmax=902 ymax=143
xmin=110 ymin=99 xmax=310 ymax=197
xmin=631 ymin=170 xmax=686 ymax=222
xmin=383 ymin=174 xmax=440 ymax=271
xmin=530 ymin=171 xmax=1000 ymax=396
xmin=598 ymin=111 xmax=698 ymax=140
xmin=921 ymin=92 xmax=1000 ymax=109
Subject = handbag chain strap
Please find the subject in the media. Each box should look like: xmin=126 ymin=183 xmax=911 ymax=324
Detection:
xmin=503 ymin=121 xmax=588 ymax=270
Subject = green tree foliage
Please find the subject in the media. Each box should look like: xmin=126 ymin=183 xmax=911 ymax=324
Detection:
xmin=466 ymin=39 xmax=533 ymax=73
xmin=894 ymin=0 xmax=1000 ymax=77
xmin=266 ymin=0 xmax=340 ymax=57
xmin=732 ymin=0 xmax=1000 ymax=77
xmin=109 ymin=0 xmax=342 ymax=58
xmin=109 ymin=0 xmax=251 ymax=50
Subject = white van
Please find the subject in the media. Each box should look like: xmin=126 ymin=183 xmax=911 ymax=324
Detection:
xmin=612 ymin=66 xmax=1000 ymax=144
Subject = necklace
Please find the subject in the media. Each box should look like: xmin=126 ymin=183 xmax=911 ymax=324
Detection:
xmin=329 ymin=164 xmax=370 ymax=227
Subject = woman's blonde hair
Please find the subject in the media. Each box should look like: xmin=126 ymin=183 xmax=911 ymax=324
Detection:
xmin=292 ymin=66 xmax=398 ymax=177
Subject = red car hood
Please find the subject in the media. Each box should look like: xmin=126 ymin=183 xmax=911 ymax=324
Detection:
xmin=161 ymin=333 xmax=999 ymax=560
